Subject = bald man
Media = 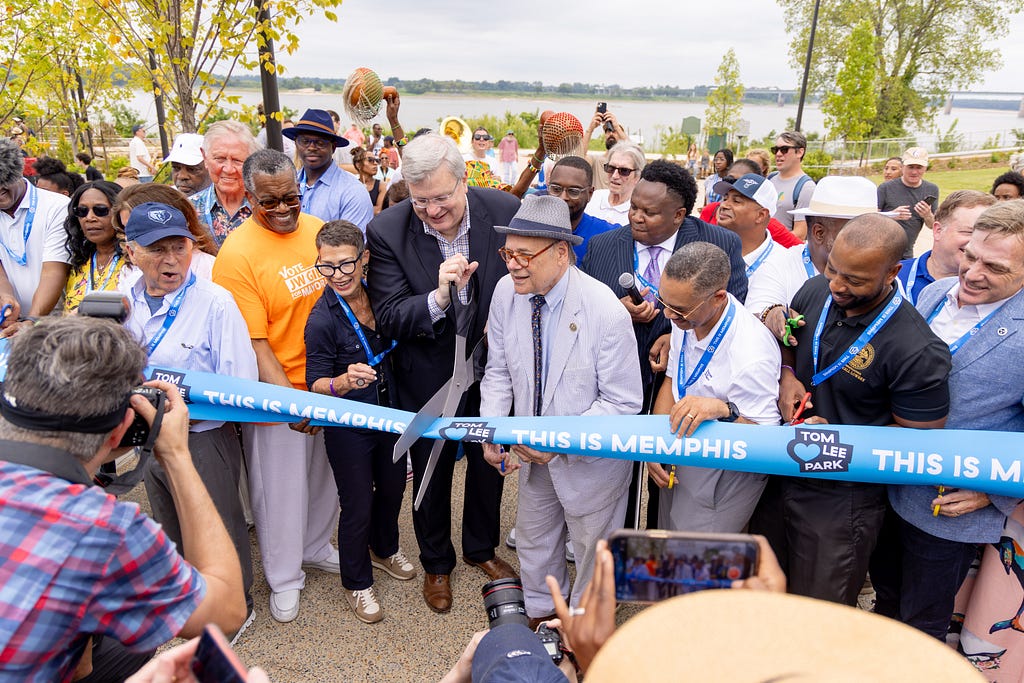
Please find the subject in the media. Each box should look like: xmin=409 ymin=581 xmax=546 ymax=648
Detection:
xmin=750 ymin=214 xmax=951 ymax=606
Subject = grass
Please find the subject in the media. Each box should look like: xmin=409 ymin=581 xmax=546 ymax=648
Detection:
xmin=864 ymin=168 xmax=999 ymax=201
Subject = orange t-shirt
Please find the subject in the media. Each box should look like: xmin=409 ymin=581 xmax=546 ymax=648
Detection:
xmin=212 ymin=213 xmax=325 ymax=389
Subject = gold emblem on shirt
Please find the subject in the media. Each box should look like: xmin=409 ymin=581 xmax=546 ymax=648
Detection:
xmin=847 ymin=343 xmax=875 ymax=371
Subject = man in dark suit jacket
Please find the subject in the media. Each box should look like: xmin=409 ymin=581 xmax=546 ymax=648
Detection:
xmin=366 ymin=133 xmax=520 ymax=613
xmin=582 ymin=160 xmax=747 ymax=526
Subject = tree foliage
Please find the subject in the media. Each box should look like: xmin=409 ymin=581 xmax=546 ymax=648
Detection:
xmin=821 ymin=20 xmax=877 ymax=142
xmin=704 ymin=49 xmax=744 ymax=137
xmin=778 ymin=0 xmax=1024 ymax=138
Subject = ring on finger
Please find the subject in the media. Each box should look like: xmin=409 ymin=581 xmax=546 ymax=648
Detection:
xmin=356 ymin=378 xmax=366 ymax=387
xmin=569 ymin=606 xmax=586 ymax=617
xmin=686 ymin=413 xmax=696 ymax=420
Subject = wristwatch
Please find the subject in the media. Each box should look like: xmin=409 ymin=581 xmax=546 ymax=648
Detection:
xmin=719 ymin=401 xmax=740 ymax=423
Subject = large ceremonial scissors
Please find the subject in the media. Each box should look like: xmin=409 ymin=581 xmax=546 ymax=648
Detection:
xmin=392 ymin=280 xmax=483 ymax=510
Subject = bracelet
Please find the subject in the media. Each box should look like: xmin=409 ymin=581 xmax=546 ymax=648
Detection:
xmin=759 ymin=303 xmax=784 ymax=323
xmin=329 ymin=377 xmax=339 ymax=397
xmin=527 ymin=157 xmax=543 ymax=173
xmin=781 ymin=365 xmax=795 ymax=375
xmin=395 ymin=135 xmax=409 ymax=147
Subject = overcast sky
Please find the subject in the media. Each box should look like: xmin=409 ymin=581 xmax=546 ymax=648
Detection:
xmin=268 ymin=0 xmax=1024 ymax=92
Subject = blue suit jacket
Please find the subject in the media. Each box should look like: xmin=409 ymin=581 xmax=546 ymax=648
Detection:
xmin=581 ymin=217 xmax=748 ymax=390
xmin=889 ymin=278 xmax=1024 ymax=543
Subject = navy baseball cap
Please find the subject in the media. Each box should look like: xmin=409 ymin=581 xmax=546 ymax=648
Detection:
xmin=471 ymin=624 xmax=565 ymax=683
xmin=125 ymin=202 xmax=196 ymax=247
xmin=713 ymin=173 xmax=778 ymax=214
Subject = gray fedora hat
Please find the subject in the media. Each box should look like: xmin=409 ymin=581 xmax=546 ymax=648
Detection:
xmin=494 ymin=194 xmax=583 ymax=246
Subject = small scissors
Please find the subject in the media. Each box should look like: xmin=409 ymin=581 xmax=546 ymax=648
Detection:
xmin=392 ymin=281 xmax=484 ymax=510
xmin=781 ymin=313 xmax=804 ymax=347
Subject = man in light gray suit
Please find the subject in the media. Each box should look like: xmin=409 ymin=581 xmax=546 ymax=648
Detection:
xmin=480 ymin=195 xmax=643 ymax=625
xmin=875 ymin=199 xmax=1024 ymax=639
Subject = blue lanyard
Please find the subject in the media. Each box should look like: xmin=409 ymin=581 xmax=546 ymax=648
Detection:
xmin=801 ymin=245 xmax=815 ymax=279
xmin=677 ymin=300 xmax=735 ymax=397
xmin=88 ymin=253 xmax=120 ymax=293
xmin=926 ymin=297 xmax=1002 ymax=356
xmin=745 ymin=238 xmax=774 ymax=278
xmin=4 ymin=182 xmax=36 ymax=267
xmin=334 ymin=289 xmax=396 ymax=367
xmin=633 ymin=245 xmax=662 ymax=298
xmin=145 ymin=273 xmax=196 ymax=356
xmin=811 ymin=292 xmax=902 ymax=386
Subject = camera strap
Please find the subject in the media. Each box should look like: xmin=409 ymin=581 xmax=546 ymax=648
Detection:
xmin=0 ymin=439 xmax=93 ymax=486
xmin=95 ymin=389 xmax=166 ymax=495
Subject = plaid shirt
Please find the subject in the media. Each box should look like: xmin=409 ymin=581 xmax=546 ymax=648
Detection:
xmin=0 ymin=461 xmax=205 ymax=681
xmin=425 ymin=197 xmax=472 ymax=322
xmin=190 ymin=185 xmax=252 ymax=247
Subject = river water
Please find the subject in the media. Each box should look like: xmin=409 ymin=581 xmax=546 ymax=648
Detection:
xmin=129 ymin=89 xmax=1023 ymax=146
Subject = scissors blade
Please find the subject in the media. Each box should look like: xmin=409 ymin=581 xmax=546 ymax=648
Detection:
xmin=414 ymin=438 xmax=446 ymax=510
xmin=392 ymin=381 xmax=451 ymax=463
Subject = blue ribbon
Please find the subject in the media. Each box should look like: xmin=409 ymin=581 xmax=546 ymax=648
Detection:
xmin=0 ymin=343 xmax=1021 ymax=498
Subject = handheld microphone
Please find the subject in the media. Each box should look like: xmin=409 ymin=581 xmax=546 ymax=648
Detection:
xmin=618 ymin=272 xmax=645 ymax=306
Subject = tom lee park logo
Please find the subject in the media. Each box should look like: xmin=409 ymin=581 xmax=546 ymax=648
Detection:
xmin=439 ymin=421 xmax=496 ymax=443
xmin=147 ymin=368 xmax=191 ymax=401
xmin=787 ymin=427 xmax=853 ymax=473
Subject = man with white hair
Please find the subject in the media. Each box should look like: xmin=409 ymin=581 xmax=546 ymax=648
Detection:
xmin=190 ymin=120 xmax=262 ymax=246
xmin=366 ymin=133 xmax=521 ymax=614
xmin=751 ymin=175 xmax=883 ymax=343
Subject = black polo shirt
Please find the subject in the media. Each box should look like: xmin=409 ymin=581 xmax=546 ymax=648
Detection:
xmin=789 ymin=275 xmax=951 ymax=426
xmin=304 ymin=288 xmax=395 ymax=406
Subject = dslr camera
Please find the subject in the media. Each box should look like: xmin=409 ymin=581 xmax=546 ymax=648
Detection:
xmin=482 ymin=577 xmax=563 ymax=664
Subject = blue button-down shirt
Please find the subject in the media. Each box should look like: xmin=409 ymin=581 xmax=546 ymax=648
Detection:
xmin=298 ymin=163 xmax=375 ymax=230
xmin=189 ymin=185 xmax=251 ymax=248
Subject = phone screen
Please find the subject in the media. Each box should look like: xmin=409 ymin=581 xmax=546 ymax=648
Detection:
xmin=608 ymin=530 xmax=759 ymax=603
xmin=191 ymin=624 xmax=248 ymax=683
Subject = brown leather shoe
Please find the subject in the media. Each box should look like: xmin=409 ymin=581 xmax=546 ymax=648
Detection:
xmin=528 ymin=614 xmax=556 ymax=631
xmin=463 ymin=555 xmax=519 ymax=581
xmin=422 ymin=573 xmax=452 ymax=613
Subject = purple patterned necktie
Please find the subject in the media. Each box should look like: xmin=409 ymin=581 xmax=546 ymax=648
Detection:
xmin=531 ymin=294 xmax=545 ymax=416
xmin=643 ymin=246 xmax=664 ymax=303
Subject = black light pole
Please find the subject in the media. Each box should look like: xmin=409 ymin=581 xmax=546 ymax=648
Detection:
xmin=255 ymin=0 xmax=283 ymax=152
xmin=147 ymin=48 xmax=170 ymax=158
xmin=795 ymin=0 xmax=822 ymax=132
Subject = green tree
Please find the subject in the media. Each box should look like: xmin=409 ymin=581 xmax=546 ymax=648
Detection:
xmin=821 ymin=20 xmax=876 ymax=143
xmin=778 ymin=0 xmax=1024 ymax=138
xmin=704 ymin=48 xmax=744 ymax=138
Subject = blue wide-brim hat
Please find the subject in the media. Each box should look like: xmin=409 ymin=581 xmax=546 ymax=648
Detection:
xmin=494 ymin=194 xmax=583 ymax=246
xmin=282 ymin=109 xmax=348 ymax=148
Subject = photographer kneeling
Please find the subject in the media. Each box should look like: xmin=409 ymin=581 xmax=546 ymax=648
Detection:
xmin=0 ymin=317 xmax=246 ymax=681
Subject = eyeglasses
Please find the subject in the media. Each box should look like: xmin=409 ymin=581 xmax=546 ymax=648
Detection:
xmin=604 ymin=164 xmax=636 ymax=178
xmin=366 ymin=157 xmax=380 ymax=164
xmin=254 ymin=194 xmax=301 ymax=210
xmin=656 ymin=292 xmax=713 ymax=321
xmin=295 ymin=135 xmax=332 ymax=150
xmin=410 ymin=178 xmax=462 ymax=209
xmin=73 ymin=204 xmax=111 ymax=218
xmin=771 ymin=145 xmax=800 ymax=155
xmin=497 ymin=240 xmax=556 ymax=268
xmin=315 ymin=252 xmax=363 ymax=277
xmin=548 ymin=184 xmax=587 ymax=199
xmin=473 ymin=134 xmax=493 ymax=141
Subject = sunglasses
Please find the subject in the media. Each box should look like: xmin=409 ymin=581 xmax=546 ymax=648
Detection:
xmin=366 ymin=157 xmax=380 ymax=164
xmin=497 ymin=240 xmax=556 ymax=268
xmin=655 ymin=292 xmax=713 ymax=321
xmin=255 ymin=194 xmax=301 ymax=210
xmin=295 ymin=135 xmax=332 ymax=149
xmin=315 ymin=252 xmax=364 ymax=277
xmin=603 ymin=164 xmax=636 ymax=178
xmin=73 ymin=204 xmax=112 ymax=218
xmin=473 ymin=134 xmax=493 ymax=141
xmin=771 ymin=145 xmax=800 ymax=155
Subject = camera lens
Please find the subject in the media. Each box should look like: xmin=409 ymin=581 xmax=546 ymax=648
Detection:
xmin=482 ymin=577 xmax=529 ymax=629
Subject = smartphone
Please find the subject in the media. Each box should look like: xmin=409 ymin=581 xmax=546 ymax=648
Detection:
xmin=596 ymin=102 xmax=607 ymax=114
xmin=608 ymin=529 xmax=760 ymax=603
xmin=191 ymin=624 xmax=248 ymax=683
xmin=923 ymin=195 xmax=937 ymax=204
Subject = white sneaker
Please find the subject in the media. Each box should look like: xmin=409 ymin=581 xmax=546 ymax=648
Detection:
xmin=370 ymin=548 xmax=416 ymax=580
xmin=566 ymin=540 xmax=575 ymax=563
xmin=269 ymin=589 xmax=300 ymax=623
xmin=229 ymin=609 xmax=256 ymax=646
xmin=346 ymin=586 xmax=383 ymax=624
xmin=506 ymin=527 xmax=517 ymax=549
xmin=302 ymin=547 xmax=341 ymax=574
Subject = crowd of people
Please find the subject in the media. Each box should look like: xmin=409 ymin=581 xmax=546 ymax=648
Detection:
xmin=1 ymin=95 xmax=1024 ymax=681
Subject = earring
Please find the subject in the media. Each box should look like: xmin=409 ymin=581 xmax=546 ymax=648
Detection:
xmin=362 ymin=263 xmax=369 ymax=277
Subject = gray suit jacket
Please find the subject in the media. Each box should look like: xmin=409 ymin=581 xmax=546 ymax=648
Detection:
xmin=480 ymin=267 xmax=643 ymax=515
xmin=889 ymin=278 xmax=1024 ymax=542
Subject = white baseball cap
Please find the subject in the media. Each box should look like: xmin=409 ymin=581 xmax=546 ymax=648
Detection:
xmin=714 ymin=174 xmax=778 ymax=215
xmin=163 ymin=133 xmax=205 ymax=165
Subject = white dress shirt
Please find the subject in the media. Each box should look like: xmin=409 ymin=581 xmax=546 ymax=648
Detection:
xmin=743 ymin=230 xmax=796 ymax=315
xmin=745 ymin=243 xmax=818 ymax=314
xmin=927 ymin=283 xmax=1015 ymax=345
xmin=584 ymin=189 xmax=630 ymax=226
xmin=0 ymin=182 xmax=71 ymax=311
